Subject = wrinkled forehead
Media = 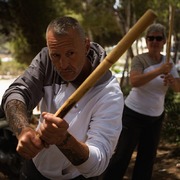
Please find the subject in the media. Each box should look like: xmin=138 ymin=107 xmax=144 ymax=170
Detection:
xmin=46 ymin=29 xmax=85 ymax=52
xmin=47 ymin=30 xmax=72 ymax=44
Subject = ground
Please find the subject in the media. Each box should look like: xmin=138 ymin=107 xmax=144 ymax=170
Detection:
xmin=0 ymin=142 xmax=179 ymax=180
xmin=125 ymin=142 xmax=180 ymax=180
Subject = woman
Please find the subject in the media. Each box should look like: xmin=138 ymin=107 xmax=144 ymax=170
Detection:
xmin=103 ymin=23 xmax=180 ymax=180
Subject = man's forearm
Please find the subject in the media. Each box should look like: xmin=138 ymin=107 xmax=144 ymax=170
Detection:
xmin=56 ymin=132 xmax=89 ymax=166
xmin=5 ymin=100 xmax=30 ymax=137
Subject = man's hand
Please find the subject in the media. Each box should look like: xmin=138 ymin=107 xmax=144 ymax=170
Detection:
xmin=17 ymin=127 xmax=44 ymax=159
xmin=37 ymin=112 xmax=89 ymax=166
xmin=37 ymin=112 xmax=69 ymax=145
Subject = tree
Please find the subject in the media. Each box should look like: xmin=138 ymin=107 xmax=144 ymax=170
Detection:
xmin=0 ymin=0 xmax=179 ymax=66
xmin=0 ymin=0 xmax=64 ymax=65
xmin=0 ymin=0 xmax=121 ymax=64
xmin=56 ymin=0 xmax=122 ymax=46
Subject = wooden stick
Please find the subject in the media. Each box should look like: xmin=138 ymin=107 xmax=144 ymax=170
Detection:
xmin=54 ymin=9 xmax=157 ymax=118
xmin=166 ymin=5 xmax=175 ymax=63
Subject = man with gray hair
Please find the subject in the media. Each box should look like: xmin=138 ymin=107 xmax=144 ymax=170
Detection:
xmin=1 ymin=16 xmax=124 ymax=180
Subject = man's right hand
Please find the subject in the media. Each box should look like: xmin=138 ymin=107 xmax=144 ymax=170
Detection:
xmin=16 ymin=127 xmax=44 ymax=159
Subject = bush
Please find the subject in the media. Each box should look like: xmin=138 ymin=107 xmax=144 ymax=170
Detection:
xmin=162 ymin=89 xmax=180 ymax=144
xmin=0 ymin=60 xmax=27 ymax=77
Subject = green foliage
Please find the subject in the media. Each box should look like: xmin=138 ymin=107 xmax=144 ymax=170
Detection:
xmin=162 ymin=90 xmax=180 ymax=144
xmin=60 ymin=0 xmax=122 ymax=46
xmin=0 ymin=60 xmax=27 ymax=76
xmin=1 ymin=0 xmax=179 ymax=65
xmin=0 ymin=0 xmax=63 ymax=65
xmin=121 ymin=85 xmax=131 ymax=98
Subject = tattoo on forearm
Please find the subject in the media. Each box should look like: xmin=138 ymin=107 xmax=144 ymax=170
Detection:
xmin=58 ymin=133 xmax=71 ymax=147
xmin=6 ymin=100 xmax=29 ymax=136
xmin=60 ymin=148 xmax=86 ymax=166
xmin=57 ymin=133 xmax=88 ymax=166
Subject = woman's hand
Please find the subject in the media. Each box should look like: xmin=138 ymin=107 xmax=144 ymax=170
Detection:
xmin=158 ymin=62 xmax=172 ymax=75
xmin=162 ymin=73 xmax=175 ymax=86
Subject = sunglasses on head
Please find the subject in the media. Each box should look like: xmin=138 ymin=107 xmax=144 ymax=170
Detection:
xmin=146 ymin=36 xmax=164 ymax=41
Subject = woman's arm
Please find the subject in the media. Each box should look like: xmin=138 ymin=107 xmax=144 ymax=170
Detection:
xmin=130 ymin=62 xmax=173 ymax=87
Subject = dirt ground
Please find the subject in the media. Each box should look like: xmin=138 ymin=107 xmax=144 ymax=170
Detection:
xmin=125 ymin=142 xmax=180 ymax=180
xmin=0 ymin=142 xmax=179 ymax=180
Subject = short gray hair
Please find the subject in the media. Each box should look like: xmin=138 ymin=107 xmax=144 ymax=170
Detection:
xmin=46 ymin=16 xmax=85 ymax=39
xmin=145 ymin=23 xmax=166 ymax=39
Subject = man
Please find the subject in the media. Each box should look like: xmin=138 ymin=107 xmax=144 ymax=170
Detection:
xmin=1 ymin=16 xmax=124 ymax=179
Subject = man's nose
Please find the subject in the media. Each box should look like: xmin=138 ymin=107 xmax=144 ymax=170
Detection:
xmin=59 ymin=56 xmax=69 ymax=69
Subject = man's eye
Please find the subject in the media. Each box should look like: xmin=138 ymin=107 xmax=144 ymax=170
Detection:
xmin=51 ymin=54 xmax=60 ymax=59
xmin=66 ymin=51 xmax=74 ymax=57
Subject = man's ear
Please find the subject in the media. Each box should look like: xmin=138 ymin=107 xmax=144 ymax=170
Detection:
xmin=85 ymin=38 xmax=90 ymax=55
